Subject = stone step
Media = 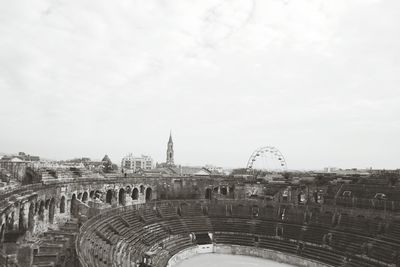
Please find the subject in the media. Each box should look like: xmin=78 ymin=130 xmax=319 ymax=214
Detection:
xmin=38 ymin=244 xmax=63 ymax=254
xmin=32 ymin=253 xmax=58 ymax=264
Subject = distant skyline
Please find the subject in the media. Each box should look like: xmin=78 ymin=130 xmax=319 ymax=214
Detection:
xmin=1 ymin=0 xmax=399 ymax=170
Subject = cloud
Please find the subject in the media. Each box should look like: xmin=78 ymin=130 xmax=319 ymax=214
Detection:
xmin=0 ymin=0 xmax=399 ymax=169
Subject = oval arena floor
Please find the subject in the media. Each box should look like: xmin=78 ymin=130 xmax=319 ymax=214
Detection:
xmin=174 ymin=254 xmax=294 ymax=267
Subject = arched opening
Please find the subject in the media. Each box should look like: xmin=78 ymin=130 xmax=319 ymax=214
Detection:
xmin=89 ymin=191 xmax=95 ymax=199
xmin=202 ymin=206 xmax=208 ymax=215
xmin=131 ymin=188 xmax=139 ymax=200
xmin=140 ymin=185 xmax=145 ymax=194
xmin=19 ymin=204 xmax=26 ymax=232
xmin=28 ymin=202 xmax=34 ymax=231
xmin=49 ymin=198 xmax=55 ymax=224
xmin=205 ymin=188 xmax=212 ymax=200
xmin=145 ymin=187 xmax=152 ymax=201
xmin=106 ymin=190 xmax=113 ymax=204
xmin=38 ymin=201 xmax=45 ymax=221
xmin=229 ymin=185 xmax=235 ymax=195
xmin=82 ymin=192 xmax=88 ymax=203
xmin=220 ymin=187 xmax=227 ymax=195
xmin=60 ymin=196 xmax=65 ymax=213
xmin=252 ymin=205 xmax=259 ymax=217
xmin=0 ymin=224 xmax=4 ymax=243
xmin=227 ymin=205 xmax=232 ymax=216
xmin=119 ymin=188 xmax=126 ymax=206
xmin=373 ymin=217 xmax=384 ymax=234
xmin=276 ymin=226 xmax=283 ymax=237
xmin=7 ymin=212 xmax=14 ymax=230
xmin=95 ymin=190 xmax=101 ymax=199
xmin=70 ymin=194 xmax=77 ymax=216
xmin=177 ymin=207 xmax=182 ymax=216
xmin=45 ymin=199 xmax=50 ymax=209
xmin=77 ymin=192 xmax=82 ymax=200
xmin=213 ymin=187 xmax=219 ymax=193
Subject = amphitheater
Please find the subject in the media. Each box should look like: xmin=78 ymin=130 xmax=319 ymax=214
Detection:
xmin=1 ymin=168 xmax=400 ymax=267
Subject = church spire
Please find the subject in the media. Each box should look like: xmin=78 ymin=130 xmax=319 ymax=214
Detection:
xmin=166 ymin=131 xmax=174 ymax=166
xmin=168 ymin=130 xmax=173 ymax=144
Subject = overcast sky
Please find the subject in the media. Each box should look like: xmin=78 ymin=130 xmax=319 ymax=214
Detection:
xmin=0 ymin=0 xmax=399 ymax=170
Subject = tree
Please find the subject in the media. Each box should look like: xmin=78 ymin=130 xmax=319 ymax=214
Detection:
xmin=283 ymin=172 xmax=291 ymax=180
xmin=101 ymin=154 xmax=114 ymax=173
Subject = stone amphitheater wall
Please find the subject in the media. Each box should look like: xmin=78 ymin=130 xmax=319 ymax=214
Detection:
xmin=0 ymin=176 xmax=239 ymax=240
xmin=166 ymin=246 xmax=206 ymax=267
xmin=0 ymin=174 xmax=395 ymax=246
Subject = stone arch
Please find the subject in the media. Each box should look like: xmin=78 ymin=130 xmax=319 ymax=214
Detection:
xmin=7 ymin=212 xmax=14 ymax=230
xmin=10 ymin=211 xmax=15 ymax=230
xmin=28 ymin=202 xmax=35 ymax=231
xmin=227 ymin=205 xmax=233 ymax=216
xmin=145 ymin=187 xmax=152 ymax=201
xmin=177 ymin=206 xmax=182 ymax=216
xmin=373 ymin=216 xmax=384 ymax=234
xmin=95 ymin=190 xmax=101 ymax=199
xmin=0 ymin=223 xmax=4 ymax=243
xmin=45 ymin=199 xmax=50 ymax=209
xmin=38 ymin=201 xmax=45 ymax=220
xmin=70 ymin=194 xmax=77 ymax=216
xmin=220 ymin=187 xmax=227 ymax=195
xmin=202 ymin=205 xmax=209 ymax=216
xmin=82 ymin=191 xmax=88 ymax=203
xmin=89 ymin=190 xmax=95 ymax=199
xmin=19 ymin=204 xmax=26 ymax=232
xmin=131 ymin=188 xmax=139 ymax=200
xmin=77 ymin=192 xmax=83 ymax=200
xmin=276 ymin=224 xmax=283 ymax=237
xmin=106 ymin=189 xmax=113 ymax=204
xmin=229 ymin=185 xmax=235 ymax=194
xmin=252 ymin=205 xmax=259 ymax=217
xmin=119 ymin=188 xmax=126 ymax=206
xmin=49 ymin=198 xmax=56 ymax=224
xmin=60 ymin=196 xmax=66 ymax=214
xmin=140 ymin=185 xmax=145 ymax=194
xmin=205 ymin=188 xmax=212 ymax=200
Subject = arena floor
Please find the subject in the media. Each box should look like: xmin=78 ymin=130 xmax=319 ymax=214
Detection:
xmin=174 ymin=253 xmax=295 ymax=267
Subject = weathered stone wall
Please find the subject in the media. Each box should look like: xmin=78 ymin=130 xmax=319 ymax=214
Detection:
xmin=167 ymin=246 xmax=203 ymax=267
xmin=0 ymin=174 xmax=392 ymax=243
xmin=0 ymin=176 xmax=238 ymax=240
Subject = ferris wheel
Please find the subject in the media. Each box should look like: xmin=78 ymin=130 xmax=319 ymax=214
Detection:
xmin=246 ymin=146 xmax=288 ymax=172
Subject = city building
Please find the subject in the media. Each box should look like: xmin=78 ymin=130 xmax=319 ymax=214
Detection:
xmin=324 ymin=166 xmax=338 ymax=173
xmin=0 ymin=152 xmax=40 ymax=182
xmin=121 ymin=154 xmax=154 ymax=173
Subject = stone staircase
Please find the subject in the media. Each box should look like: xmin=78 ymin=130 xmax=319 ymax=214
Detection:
xmin=31 ymin=218 xmax=79 ymax=267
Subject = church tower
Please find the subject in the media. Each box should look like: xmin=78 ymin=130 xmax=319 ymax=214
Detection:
xmin=166 ymin=132 xmax=174 ymax=166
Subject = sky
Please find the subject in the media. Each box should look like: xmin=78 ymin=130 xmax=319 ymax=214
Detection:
xmin=0 ymin=0 xmax=399 ymax=170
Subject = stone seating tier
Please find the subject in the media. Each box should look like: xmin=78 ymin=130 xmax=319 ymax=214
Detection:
xmin=77 ymin=201 xmax=399 ymax=267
